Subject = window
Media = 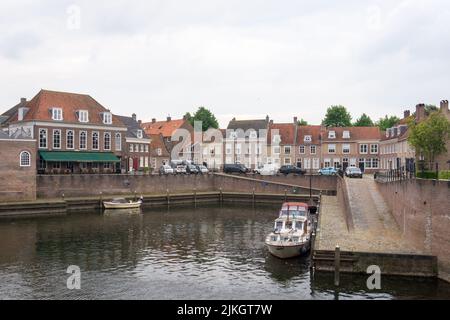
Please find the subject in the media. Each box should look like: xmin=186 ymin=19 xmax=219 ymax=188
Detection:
xmin=134 ymin=144 xmax=139 ymax=152
xmin=39 ymin=129 xmax=47 ymax=149
xmin=104 ymin=133 xmax=111 ymax=150
xmin=328 ymin=144 xmax=336 ymax=154
xmin=343 ymin=131 xmax=350 ymax=139
xmin=226 ymin=144 xmax=232 ymax=155
xmin=78 ymin=110 xmax=89 ymax=123
xmin=236 ymin=144 xmax=241 ymax=155
xmin=372 ymin=158 xmax=379 ymax=169
xmin=103 ymin=112 xmax=112 ymax=125
xmin=104 ymin=163 xmax=111 ymax=170
xmin=284 ymin=146 xmax=291 ymax=155
xmin=333 ymin=159 xmax=340 ymax=169
xmin=249 ymin=131 xmax=257 ymax=139
xmin=151 ymin=158 xmax=157 ymax=168
xmin=342 ymin=144 xmax=350 ymax=154
xmin=130 ymin=144 xmax=134 ymax=152
xmin=360 ymin=144 xmax=368 ymax=154
xmin=157 ymin=148 xmax=162 ymax=156
xmin=304 ymin=158 xmax=311 ymax=169
xmin=53 ymin=129 xmax=61 ymax=149
xmin=66 ymin=130 xmax=74 ymax=149
xmin=284 ymin=158 xmax=291 ymax=165
xmin=115 ymin=133 xmax=121 ymax=151
xmin=137 ymin=130 xmax=143 ymax=139
xmin=310 ymin=145 xmax=316 ymax=155
xmin=79 ymin=131 xmax=87 ymax=149
xmin=328 ymin=131 xmax=336 ymax=139
xmin=313 ymin=158 xmax=320 ymax=169
xmin=370 ymin=144 xmax=378 ymax=154
xmin=140 ymin=144 xmax=145 ymax=153
xmin=324 ymin=159 xmax=331 ymax=168
xmin=20 ymin=151 xmax=31 ymax=167
xmin=304 ymin=135 xmax=312 ymax=143
xmin=52 ymin=108 xmax=63 ymax=121
xmin=273 ymin=146 xmax=280 ymax=154
xmin=140 ymin=156 xmax=144 ymax=168
xmin=92 ymin=132 xmax=99 ymax=150
xmin=299 ymin=145 xmax=305 ymax=154
xmin=145 ymin=145 xmax=149 ymax=153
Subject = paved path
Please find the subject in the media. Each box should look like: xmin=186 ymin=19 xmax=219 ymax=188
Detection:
xmin=316 ymin=176 xmax=421 ymax=254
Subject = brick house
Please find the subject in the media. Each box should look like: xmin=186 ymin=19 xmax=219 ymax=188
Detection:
xmin=149 ymin=133 xmax=170 ymax=170
xmin=225 ymin=117 xmax=270 ymax=169
xmin=266 ymin=119 xmax=297 ymax=167
xmin=320 ymin=127 xmax=381 ymax=173
xmin=0 ymin=131 xmax=36 ymax=201
xmin=116 ymin=114 xmax=151 ymax=173
xmin=142 ymin=116 xmax=196 ymax=162
xmin=296 ymin=125 xmax=322 ymax=171
xmin=1 ymin=90 xmax=127 ymax=174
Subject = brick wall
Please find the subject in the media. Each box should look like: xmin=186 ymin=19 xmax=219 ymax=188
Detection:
xmin=377 ymin=179 xmax=450 ymax=282
xmin=0 ymin=140 xmax=36 ymax=201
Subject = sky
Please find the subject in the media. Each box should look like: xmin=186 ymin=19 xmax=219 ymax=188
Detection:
xmin=1 ymin=0 xmax=449 ymax=128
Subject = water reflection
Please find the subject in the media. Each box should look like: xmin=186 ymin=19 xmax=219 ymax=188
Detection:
xmin=0 ymin=204 xmax=449 ymax=300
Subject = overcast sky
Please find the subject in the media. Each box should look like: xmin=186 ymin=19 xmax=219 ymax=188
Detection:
xmin=1 ymin=0 xmax=449 ymax=127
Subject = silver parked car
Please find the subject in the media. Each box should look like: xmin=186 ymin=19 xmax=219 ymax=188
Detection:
xmin=159 ymin=165 xmax=174 ymax=175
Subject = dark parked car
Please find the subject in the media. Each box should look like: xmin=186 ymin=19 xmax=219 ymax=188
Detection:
xmin=279 ymin=165 xmax=306 ymax=175
xmin=345 ymin=167 xmax=363 ymax=178
xmin=186 ymin=164 xmax=199 ymax=174
xmin=223 ymin=163 xmax=249 ymax=174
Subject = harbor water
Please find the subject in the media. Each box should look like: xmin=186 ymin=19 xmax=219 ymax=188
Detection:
xmin=0 ymin=204 xmax=449 ymax=300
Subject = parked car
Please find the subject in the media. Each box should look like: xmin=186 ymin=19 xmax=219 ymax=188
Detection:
xmin=345 ymin=167 xmax=363 ymax=178
xmin=255 ymin=163 xmax=278 ymax=176
xmin=318 ymin=167 xmax=338 ymax=176
xmin=170 ymin=160 xmax=187 ymax=174
xmin=196 ymin=164 xmax=209 ymax=174
xmin=279 ymin=165 xmax=306 ymax=175
xmin=223 ymin=163 xmax=248 ymax=174
xmin=186 ymin=164 xmax=199 ymax=174
xmin=159 ymin=165 xmax=174 ymax=175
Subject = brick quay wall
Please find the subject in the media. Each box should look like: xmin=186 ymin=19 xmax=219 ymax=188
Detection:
xmin=36 ymin=174 xmax=337 ymax=199
xmin=376 ymin=179 xmax=450 ymax=282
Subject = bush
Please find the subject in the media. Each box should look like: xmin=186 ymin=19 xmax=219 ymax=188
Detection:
xmin=416 ymin=170 xmax=450 ymax=180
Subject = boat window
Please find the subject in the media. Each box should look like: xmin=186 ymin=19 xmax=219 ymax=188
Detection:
xmin=292 ymin=237 xmax=299 ymax=242
xmin=283 ymin=237 xmax=289 ymax=242
xmin=275 ymin=221 xmax=283 ymax=230
xmin=295 ymin=221 xmax=303 ymax=230
xmin=285 ymin=221 xmax=293 ymax=229
xmin=271 ymin=236 xmax=278 ymax=241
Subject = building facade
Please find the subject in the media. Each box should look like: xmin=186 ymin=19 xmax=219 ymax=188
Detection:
xmin=295 ymin=125 xmax=322 ymax=171
xmin=149 ymin=133 xmax=170 ymax=170
xmin=266 ymin=120 xmax=297 ymax=167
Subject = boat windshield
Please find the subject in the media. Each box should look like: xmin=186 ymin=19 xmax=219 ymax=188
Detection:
xmin=279 ymin=208 xmax=307 ymax=218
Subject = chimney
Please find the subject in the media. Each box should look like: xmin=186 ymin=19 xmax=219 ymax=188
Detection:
xmin=440 ymin=100 xmax=449 ymax=114
xmin=403 ymin=110 xmax=410 ymax=119
xmin=415 ymin=104 xmax=425 ymax=122
xmin=167 ymin=116 xmax=171 ymax=122
xmin=266 ymin=115 xmax=269 ymax=122
xmin=138 ymin=120 xmax=142 ymax=126
xmin=293 ymin=116 xmax=298 ymax=124
xmin=270 ymin=120 xmax=274 ymax=125
xmin=20 ymin=98 xmax=27 ymax=104
xmin=152 ymin=118 xmax=156 ymax=123
xmin=132 ymin=113 xmax=137 ymax=121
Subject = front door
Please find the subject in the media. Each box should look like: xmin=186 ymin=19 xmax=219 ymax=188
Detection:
xmin=359 ymin=159 xmax=365 ymax=172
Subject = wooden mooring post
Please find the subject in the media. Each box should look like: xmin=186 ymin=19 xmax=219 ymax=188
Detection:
xmin=194 ymin=188 xmax=197 ymax=207
xmin=166 ymin=189 xmax=170 ymax=206
xmin=334 ymin=245 xmax=340 ymax=286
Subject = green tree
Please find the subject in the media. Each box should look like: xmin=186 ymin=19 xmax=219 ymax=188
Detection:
xmin=322 ymin=105 xmax=352 ymax=127
xmin=408 ymin=112 xmax=450 ymax=170
xmin=297 ymin=118 xmax=308 ymax=126
xmin=186 ymin=107 xmax=219 ymax=131
xmin=353 ymin=113 xmax=374 ymax=127
xmin=376 ymin=115 xmax=400 ymax=131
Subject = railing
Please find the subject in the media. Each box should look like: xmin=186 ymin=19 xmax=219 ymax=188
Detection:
xmin=375 ymin=167 xmax=416 ymax=182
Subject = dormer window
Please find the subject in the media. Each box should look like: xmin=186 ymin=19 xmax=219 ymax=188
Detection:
xmin=328 ymin=131 xmax=336 ymax=139
xmin=273 ymin=134 xmax=281 ymax=144
xmin=343 ymin=131 xmax=350 ymax=139
xmin=103 ymin=112 xmax=112 ymax=125
xmin=137 ymin=130 xmax=143 ymax=139
xmin=52 ymin=108 xmax=63 ymax=121
xmin=304 ymin=135 xmax=312 ymax=143
xmin=78 ymin=110 xmax=89 ymax=123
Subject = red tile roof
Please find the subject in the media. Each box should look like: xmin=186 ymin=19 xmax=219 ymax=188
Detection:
xmin=321 ymin=127 xmax=382 ymax=141
xmin=10 ymin=89 xmax=124 ymax=126
xmin=142 ymin=119 xmax=189 ymax=138
xmin=268 ymin=123 xmax=296 ymax=145
xmin=297 ymin=125 xmax=322 ymax=145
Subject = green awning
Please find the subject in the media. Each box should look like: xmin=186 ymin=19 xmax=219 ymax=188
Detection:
xmin=39 ymin=151 xmax=120 ymax=163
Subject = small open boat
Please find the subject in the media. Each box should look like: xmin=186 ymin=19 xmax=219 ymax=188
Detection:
xmin=103 ymin=197 xmax=143 ymax=209
xmin=265 ymin=202 xmax=312 ymax=259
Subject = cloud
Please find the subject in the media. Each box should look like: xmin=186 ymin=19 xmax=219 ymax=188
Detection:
xmin=0 ymin=0 xmax=449 ymax=126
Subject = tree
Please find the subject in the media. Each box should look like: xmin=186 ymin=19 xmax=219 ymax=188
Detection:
xmin=297 ymin=118 xmax=308 ymax=126
xmin=425 ymin=104 xmax=438 ymax=116
xmin=322 ymin=105 xmax=352 ymax=127
xmin=353 ymin=113 xmax=374 ymax=127
xmin=408 ymin=112 xmax=450 ymax=170
xmin=376 ymin=115 xmax=400 ymax=131
xmin=186 ymin=107 xmax=219 ymax=131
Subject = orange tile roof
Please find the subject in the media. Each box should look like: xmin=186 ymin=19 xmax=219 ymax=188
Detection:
xmin=11 ymin=89 xmax=124 ymax=126
xmin=267 ymin=123 xmax=296 ymax=145
xmin=142 ymin=119 xmax=187 ymax=137
xmin=297 ymin=125 xmax=322 ymax=145
xmin=322 ymin=126 xmax=382 ymax=141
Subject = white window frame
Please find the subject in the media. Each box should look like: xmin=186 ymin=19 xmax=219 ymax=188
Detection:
xmin=157 ymin=148 xmax=162 ymax=156
xmin=299 ymin=145 xmax=305 ymax=154
xmin=20 ymin=151 xmax=31 ymax=167
xmin=360 ymin=144 xmax=368 ymax=154
xmin=66 ymin=130 xmax=74 ymax=149
xmin=52 ymin=108 xmax=63 ymax=121
xmin=78 ymin=110 xmax=89 ymax=123
xmin=328 ymin=131 xmax=336 ymax=139
xmin=104 ymin=132 xmax=111 ymax=151
xmin=284 ymin=157 xmax=291 ymax=165
xmin=103 ymin=112 xmax=112 ymax=125
xmin=79 ymin=131 xmax=87 ymax=150
xmin=273 ymin=146 xmax=280 ymax=155
xmin=342 ymin=144 xmax=350 ymax=154
xmin=284 ymin=146 xmax=291 ymax=155
xmin=39 ymin=128 xmax=48 ymax=149
xmin=370 ymin=144 xmax=378 ymax=154
xmin=304 ymin=135 xmax=312 ymax=143
xmin=115 ymin=133 xmax=122 ymax=151
xmin=92 ymin=131 xmax=99 ymax=150
xmin=343 ymin=131 xmax=350 ymax=139
xmin=53 ymin=129 xmax=61 ymax=149
xmin=328 ymin=144 xmax=336 ymax=154
xmin=310 ymin=145 xmax=316 ymax=155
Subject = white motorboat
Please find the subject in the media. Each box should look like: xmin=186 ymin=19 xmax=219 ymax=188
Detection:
xmin=103 ymin=197 xmax=143 ymax=209
xmin=265 ymin=202 xmax=312 ymax=259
